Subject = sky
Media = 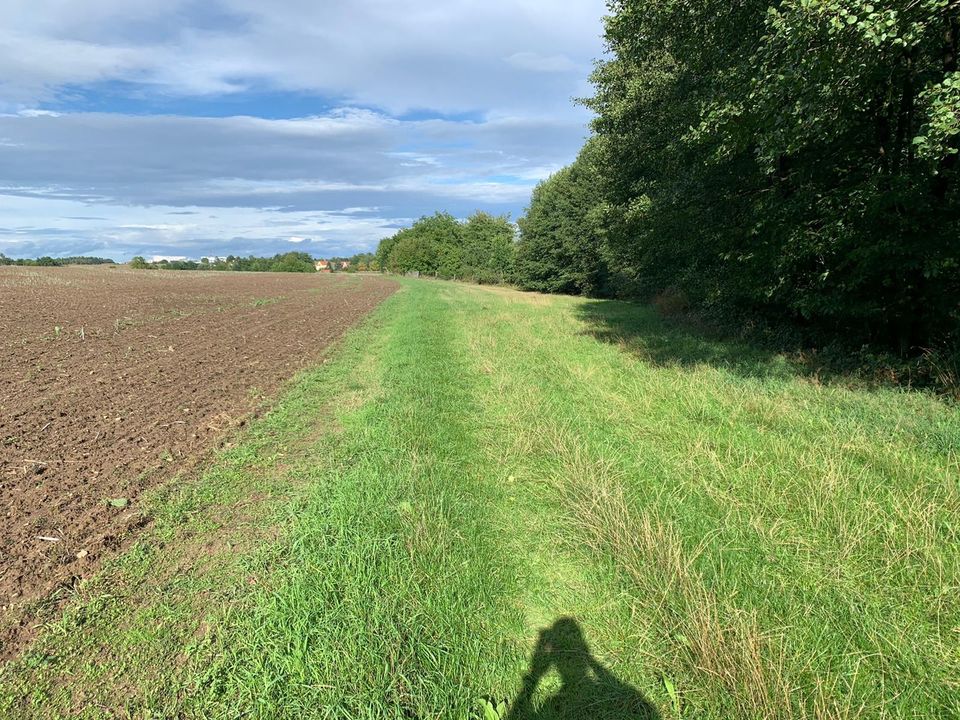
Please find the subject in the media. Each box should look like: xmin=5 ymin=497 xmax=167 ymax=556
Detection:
xmin=0 ymin=0 xmax=607 ymax=261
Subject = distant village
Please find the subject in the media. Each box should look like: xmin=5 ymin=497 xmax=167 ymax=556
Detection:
xmin=2 ymin=251 xmax=380 ymax=274
xmin=314 ymin=259 xmax=351 ymax=272
xmin=115 ymin=251 xmax=379 ymax=273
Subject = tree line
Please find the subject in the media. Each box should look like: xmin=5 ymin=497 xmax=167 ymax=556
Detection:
xmin=375 ymin=211 xmax=516 ymax=283
xmin=380 ymin=1 xmax=959 ymax=360
xmin=0 ymin=254 xmax=116 ymax=267
xmin=1 ymin=251 xmax=379 ymax=274
xmin=130 ymin=252 xmax=319 ymax=273
xmin=128 ymin=252 xmax=379 ymax=273
xmin=536 ymin=0 xmax=959 ymax=355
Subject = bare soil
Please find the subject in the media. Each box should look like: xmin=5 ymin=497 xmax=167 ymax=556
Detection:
xmin=0 ymin=266 xmax=396 ymax=654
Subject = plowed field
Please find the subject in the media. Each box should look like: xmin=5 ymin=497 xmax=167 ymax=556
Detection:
xmin=0 ymin=266 xmax=395 ymax=652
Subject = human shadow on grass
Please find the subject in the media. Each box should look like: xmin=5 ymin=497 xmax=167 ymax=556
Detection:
xmin=504 ymin=617 xmax=660 ymax=720
xmin=576 ymin=299 xmax=808 ymax=382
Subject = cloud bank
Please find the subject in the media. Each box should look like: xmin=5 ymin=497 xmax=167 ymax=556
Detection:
xmin=0 ymin=0 xmax=606 ymax=259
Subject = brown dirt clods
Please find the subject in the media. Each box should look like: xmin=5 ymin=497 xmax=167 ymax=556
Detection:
xmin=0 ymin=266 xmax=396 ymax=653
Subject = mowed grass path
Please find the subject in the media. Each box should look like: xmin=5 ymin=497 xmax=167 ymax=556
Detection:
xmin=2 ymin=280 xmax=958 ymax=719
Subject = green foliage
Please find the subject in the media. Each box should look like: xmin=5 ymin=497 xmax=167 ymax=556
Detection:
xmin=514 ymin=0 xmax=960 ymax=356
xmin=916 ymin=70 xmax=960 ymax=160
xmin=0 ymin=255 xmax=117 ymax=267
xmin=514 ymin=140 xmax=611 ymax=297
xmin=346 ymin=252 xmax=377 ymax=271
xmin=374 ymin=232 xmax=399 ymax=272
xmin=460 ymin=212 xmax=516 ymax=284
xmin=383 ymin=212 xmax=462 ymax=275
xmin=376 ymin=211 xmax=516 ymax=281
xmin=130 ymin=252 xmax=317 ymax=273
xmin=387 ymin=226 xmax=441 ymax=274
xmin=269 ymin=251 xmax=317 ymax=273
xmin=217 ymin=252 xmax=317 ymax=273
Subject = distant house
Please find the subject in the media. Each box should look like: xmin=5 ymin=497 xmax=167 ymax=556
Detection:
xmin=340 ymin=261 xmax=351 ymax=270
xmin=315 ymin=260 xmax=331 ymax=273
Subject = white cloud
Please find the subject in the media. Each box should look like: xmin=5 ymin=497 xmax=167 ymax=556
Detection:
xmin=0 ymin=0 xmax=607 ymax=114
xmin=0 ymin=193 xmax=409 ymax=260
xmin=0 ymin=1 xmax=606 ymax=258
xmin=16 ymin=109 xmax=62 ymax=118
xmin=0 ymin=108 xmax=586 ymax=206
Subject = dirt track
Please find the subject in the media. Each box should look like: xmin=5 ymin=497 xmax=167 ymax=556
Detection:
xmin=0 ymin=266 xmax=396 ymax=651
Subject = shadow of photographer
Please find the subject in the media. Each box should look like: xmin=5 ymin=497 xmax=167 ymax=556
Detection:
xmin=505 ymin=617 xmax=660 ymax=720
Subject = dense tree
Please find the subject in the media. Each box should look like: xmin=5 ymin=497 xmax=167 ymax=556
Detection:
xmin=460 ymin=212 xmax=516 ymax=284
xmin=386 ymin=227 xmax=441 ymax=274
xmin=0 ymin=255 xmax=116 ymax=267
xmin=375 ymin=234 xmax=399 ymax=272
xmin=128 ymin=252 xmax=316 ymax=272
xmin=574 ymin=0 xmax=960 ymax=353
xmin=377 ymin=212 xmax=460 ymax=275
xmin=514 ymin=141 xmax=611 ymax=297
xmin=376 ymin=211 xmax=518 ymax=280
xmin=270 ymin=251 xmax=317 ymax=273
xmin=347 ymin=252 xmax=377 ymax=271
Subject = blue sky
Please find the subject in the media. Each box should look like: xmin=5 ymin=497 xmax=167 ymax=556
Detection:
xmin=0 ymin=0 xmax=606 ymax=261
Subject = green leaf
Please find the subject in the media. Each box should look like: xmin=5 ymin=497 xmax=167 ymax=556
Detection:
xmin=107 ymin=498 xmax=129 ymax=508
xmin=662 ymin=676 xmax=681 ymax=714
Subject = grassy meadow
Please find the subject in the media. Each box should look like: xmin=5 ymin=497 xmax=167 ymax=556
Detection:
xmin=2 ymin=279 xmax=958 ymax=719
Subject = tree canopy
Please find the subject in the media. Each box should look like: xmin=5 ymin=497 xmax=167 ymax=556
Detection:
xmin=514 ymin=140 xmax=611 ymax=297
xmin=376 ymin=211 xmax=516 ymax=282
xmin=129 ymin=252 xmax=318 ymax=273
xmin=519 ymin=0 xmax=959 ymax=354
xmin=1 ymin=255 xmax=116 ymax=267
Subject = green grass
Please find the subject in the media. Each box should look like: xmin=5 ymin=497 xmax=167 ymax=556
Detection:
xmin=250 ymin=296 xmax=284 ymax=307
xmin=2 ymin=280 xmax=958 ymax=719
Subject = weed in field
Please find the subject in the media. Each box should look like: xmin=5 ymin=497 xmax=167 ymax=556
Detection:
xmin=113 ymin=316 xmax=135 ymax=334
